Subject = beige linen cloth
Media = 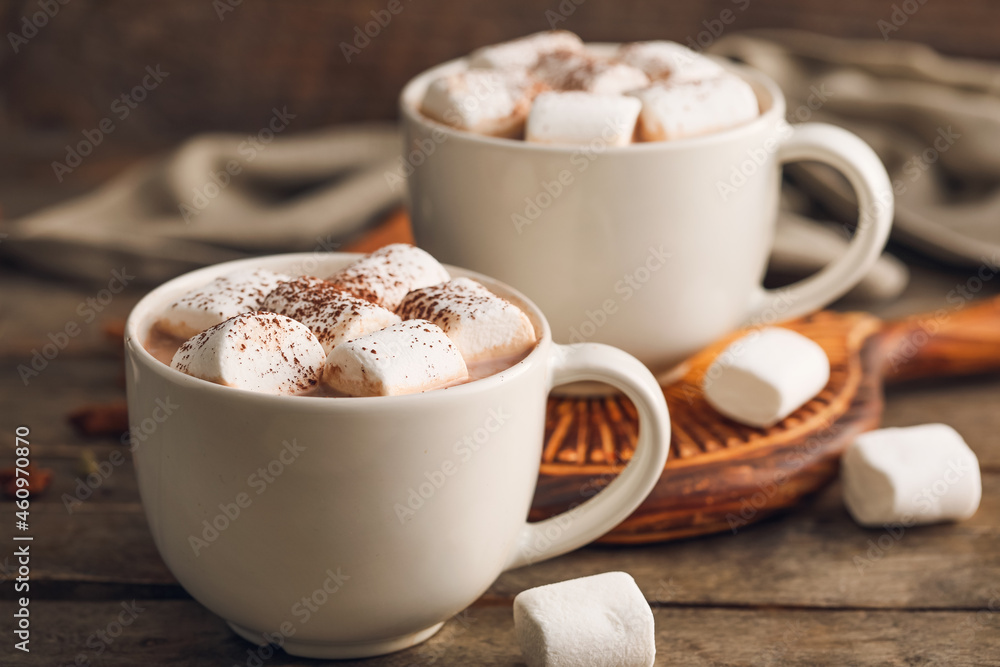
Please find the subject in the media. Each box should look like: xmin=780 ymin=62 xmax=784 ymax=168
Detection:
xmin=710 ymin=30 xmax=1000 ymax=270
xmin=1 ymin=125 xmax=402 ymax=284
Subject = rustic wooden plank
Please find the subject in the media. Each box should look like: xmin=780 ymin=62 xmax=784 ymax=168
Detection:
xmin=4 ymin=450 xmax=140 ymax=509
xmin=0 ymin=268 xmax=141 ymax=358
xmin=0 ymin=356 xmax=127 ymax=456
xmin=3 ymin=474 xmax=997 ymax=609
xmin=0 ymin=503 xmax=172 ymax=599
xmin=4 ymin=601 xmax=998 ymax=666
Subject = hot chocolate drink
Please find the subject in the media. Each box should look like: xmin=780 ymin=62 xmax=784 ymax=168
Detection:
xmin=417 ymin=31 xmax=760 ymax=146
xmin=145 ymin=244 xmax=537 ymax=397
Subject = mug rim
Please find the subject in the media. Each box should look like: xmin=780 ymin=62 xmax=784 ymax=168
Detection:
xmin=399 ymin=42 xmax=788 ymax=153
xmin=125 ymin=252 xmax=553 ymax=409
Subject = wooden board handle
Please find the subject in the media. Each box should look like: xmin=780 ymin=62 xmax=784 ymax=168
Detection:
xmin=879 ymin=295 xmax=1000 ymax=382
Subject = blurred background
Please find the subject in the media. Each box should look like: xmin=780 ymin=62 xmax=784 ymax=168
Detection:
xmin=3 ymin=0 xmax=1000 ymax=351
xmin=1 ymin=0 xmax=995 ymax=220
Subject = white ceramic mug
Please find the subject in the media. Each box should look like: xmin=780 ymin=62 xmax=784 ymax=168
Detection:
xmin=401 ymin=52 xmax=894 ymax=373
xmin=125 ymin=253 xmax=670 ymax=659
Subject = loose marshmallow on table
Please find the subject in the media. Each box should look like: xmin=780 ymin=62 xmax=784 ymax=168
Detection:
xmin=157 ymin=269 xmax=290 ymax=339
xmin=261 ymin=277 xmax=400 ymax=355
xmin=171 ymin=312 xmax=326 ymax=395
xmin=324 ymin=320 xmax=468 ymax=397
xmin=526 ymin=91 xmax=641 ymax=146
xmin=327 ymin=244 xmax=451 ymax=311
xmin=629 ymin=73 xmax=759 ymax=141
xmin=397 ymin=277 xmax=536 ymax=363
xmin=532 ymin=52 xmax=650 ymax=95
xmin=468 ymin=30 xmax=584 ymax=70
xmin=703 ymin=327 xmax=830 ymax=428
xmin=616 ymin=41 xmax=726 ymax=83
xmin=421 ymin=69 xmax=542 ymax=138
xmin=842 ymin=424 xmax=982 ymax=527
xmin=514 ymin=572 xmax=655 ymax=667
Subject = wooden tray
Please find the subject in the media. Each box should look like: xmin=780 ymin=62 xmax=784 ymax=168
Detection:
xmin=530 ymin=297 xmax=1000 ymax=543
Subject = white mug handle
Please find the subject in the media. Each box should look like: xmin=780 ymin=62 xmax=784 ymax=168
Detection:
xmin=744 ymin=123 xmax=894 ymax=323
xmin=502 ymin=343 xmax=671 ymax=571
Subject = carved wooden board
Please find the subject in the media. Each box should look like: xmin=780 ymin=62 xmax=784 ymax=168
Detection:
xmin=530 ymin=297 xmax=1000 ymax=543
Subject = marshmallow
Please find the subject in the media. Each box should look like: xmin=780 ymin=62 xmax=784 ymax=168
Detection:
xmin=421 ymin=69 xmax=542 ymax=138
xmin=323 ymin=320 xmax=468 ymax=397
xmin=533 ymin=52 xmax=649 ymax=95
xmin=703 ymin=327 xmax=830 ymax=428
xmin=629 ymin=73 xmax=759 ymax=141
xmin=842 ymin=424 xmax=982 ymax=527
xmin=468 ymin=30 xmax=584 ymax=70
xmin=171 ymin=312 xmax=325 ymax=395
xmin=261 ymin=277 xmax=401 ymax=355
xmin=513 ymin=572 xmax=655 ymax=667
xmin=397 ymin=277 xmax=536 ymax=363
xmin=616 ymin=41 xmax=725 ymax=83
xmin=526 ymin=91 xmax=641 ymax=146
xmin=327 ymin=244 xmax=451 ymax=311
xmin=157 ymin=269 xmax=291 ymax=339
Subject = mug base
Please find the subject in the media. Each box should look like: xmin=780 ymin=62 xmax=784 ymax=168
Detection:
xmin=227 ymin=619 xmax=445 ymax=659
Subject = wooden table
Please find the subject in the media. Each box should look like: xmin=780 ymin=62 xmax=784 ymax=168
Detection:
xmin=1 ymin=226 xmax=999 ymax=664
